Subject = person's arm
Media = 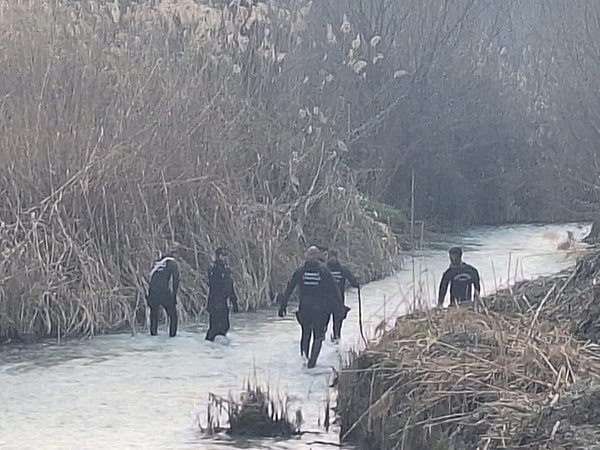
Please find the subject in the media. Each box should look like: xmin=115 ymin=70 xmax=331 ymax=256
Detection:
xmin=171 ymin=260 xmax=180 ymax=302
xmin=472 ymin=267 xmax=481 ymax=300
xmin=279 ymin=269 xmax=301 ymax=315
xmin=438 ymin=269 xmax=451 ymax=307
xmin=207 ymin=264 xmax=216 ymax=288
xmin=342 ymin=266 xmax=360 ymax=288
xmin=206 ymin=264 xmax=216 ymax=312
xmin=229 ymin=279 xmax=240 ymax=313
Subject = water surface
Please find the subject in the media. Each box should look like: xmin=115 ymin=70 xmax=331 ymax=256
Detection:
xmin=0 ymin=223 xmax=590 ymax=449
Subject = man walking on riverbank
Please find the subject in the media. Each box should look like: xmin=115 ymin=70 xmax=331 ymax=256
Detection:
xmin=147 ymin=253 xmax=180 ymax=337
xmin=206 ymin=247 xmax=239 ymax=341
xmin=278 ymin=246 xmax=344 ymax=368
xmin=437 ymin=247 xmax=481 ymax=307
xmin=326 ymin=249 xmax=360 ymax=343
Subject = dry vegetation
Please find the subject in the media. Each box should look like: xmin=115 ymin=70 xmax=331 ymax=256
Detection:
xmin=203 ymin=380 xmax=300 ymax=438
xmin=338 ymin=306 xmax=600 ymax=450
xmin=0 ymin=0 xmax=400 ymax=340
xmin=338 ymin=251 xmax=600 ymax=449
xmin=486 ymin=252 xmax=600 ymax=343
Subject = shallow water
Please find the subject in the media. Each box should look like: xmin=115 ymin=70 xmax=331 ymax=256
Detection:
xmin=0 ymin=222 xmax=590 ymax=449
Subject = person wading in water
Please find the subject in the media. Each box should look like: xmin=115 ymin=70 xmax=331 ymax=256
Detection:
xmin=205 ymin=247 xmax=239 ymax=341
xmin=278 ymin=246 xmax=344 ymax=368
xmin=438 ymin=246 xmax=481 ymax=307
xmin=326 ymin=249 xmax=359 ymax=343
xmin=147 ymin=252 xmax=180 ymax=337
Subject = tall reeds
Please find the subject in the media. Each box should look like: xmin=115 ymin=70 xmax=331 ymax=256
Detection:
xmin=0 ymin=0 xmax=400 ymax=340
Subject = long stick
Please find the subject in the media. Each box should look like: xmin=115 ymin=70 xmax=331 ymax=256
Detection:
xmin=410 ymin=168 xmax=415 ymax=248
xmin=358 ymin=287 xmax=368 ymax=348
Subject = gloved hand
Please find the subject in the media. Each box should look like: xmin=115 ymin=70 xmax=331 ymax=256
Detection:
xmin=232 ymin=303 xmax=240 ymax=313
xmin=278 ymin=307 xmax=286 ymax=317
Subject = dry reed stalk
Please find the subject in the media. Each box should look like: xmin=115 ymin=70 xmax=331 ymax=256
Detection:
xmin=338 ymin=305 xmax=600 ymax=449
xmin=487 ymin=251 xmax=600 ymax=344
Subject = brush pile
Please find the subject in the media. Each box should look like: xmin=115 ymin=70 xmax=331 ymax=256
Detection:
xmin=204 ymin=381 xmax=300 ymax=437
xmin=486 ymin=251 xmax=600 ymax=343
xmin=338 ymin=306 xmax=600 ymax=450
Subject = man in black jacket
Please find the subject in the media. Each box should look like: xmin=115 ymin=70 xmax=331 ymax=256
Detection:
xmin=147 ymin=253 xmax=180 ymax=337
xmin=279 ymin=246 xmax=344 ymax=368
xmin=206 ymin=247 xmax=240 ymax=341
xmin=326 ymin=249 xmax=359 ymax=342
xmin=438 ymin=247 xmax=481 ymax=307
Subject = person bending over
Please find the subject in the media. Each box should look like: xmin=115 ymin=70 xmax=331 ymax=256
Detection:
xmin=147 ymin=253 xmax=180 ymax=337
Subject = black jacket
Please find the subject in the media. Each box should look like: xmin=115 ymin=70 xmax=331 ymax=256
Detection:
xmin=207 ymin=261 xmax=239 ymax=313
xmin=147 ymin=257 xmax=180 ymax=304
xmin=438 ymin=262 xmax=481 ymax=305
xmin=326 ymin=260 xmax=359 ymax=303
xmin=280 ymin=261 xmax=344 ymax=317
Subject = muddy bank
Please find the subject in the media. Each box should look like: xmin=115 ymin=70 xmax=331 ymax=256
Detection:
xmin=337 ymin=251 xmax=600 ymax=450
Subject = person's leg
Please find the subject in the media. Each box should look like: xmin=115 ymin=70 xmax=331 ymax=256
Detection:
xmin=222 ymin=309 xmax=231 ymax=336
xmin=334 ymin=305 xmax=351 ymax=340
xmin=207 ymin=308 xmax=229 ymax=340
xmin=149 ymin=304 xmax=159 ymax=336
xmin=205 ymin=313 xmax=217 ymax=341
xmin=296 ymin=311 xmax=310 ymax=358
xmin=164 ymin=303 xmax=178 ymax=337
xmin=308 ymin=317 xmax=327 ymax=368
xmin=333 ymin=318 xmax=342 ymax=341
xmin=325 ymin=312 xmax=333 ymax=340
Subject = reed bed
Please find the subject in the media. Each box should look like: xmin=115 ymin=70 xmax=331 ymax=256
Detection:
xmin=204 ymin=381 xmax=300 ymax=437
xmin=338 ymin=306 xmax=600 ymax=449
xmin=0 ymin=0 xmax=400 ymax=340
xmin=487 ymin=251 xmax=600 ymax=343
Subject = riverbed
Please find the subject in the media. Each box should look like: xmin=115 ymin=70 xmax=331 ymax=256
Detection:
xmin=0 ymin=223 xmax=590 ymax=449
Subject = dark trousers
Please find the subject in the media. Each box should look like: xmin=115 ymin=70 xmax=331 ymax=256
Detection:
xmin=205 ymin=307 xmax=231 ymax=341
xmin=327 ymin=305 xmax=351 ymax=340
xmin=296 ymin=309 xmax=328 ymax=368
xmin=149 ymin=299 xmax=178 ymax=337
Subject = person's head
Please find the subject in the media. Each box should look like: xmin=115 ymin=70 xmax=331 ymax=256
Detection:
xmin=448 ymin=246 xmax=463 ymax=265
xmin=215 ymin=247 xmax=229 ymax=263
xmin=305 ymin=245 xmax=321 ymax=262
xmin=314 ymin=244 xmax=328 ymax=262
xmin=327 ymin=248 xmax=339 ymax=263
xmin=159 ymin=245 xmax=178 ymax=260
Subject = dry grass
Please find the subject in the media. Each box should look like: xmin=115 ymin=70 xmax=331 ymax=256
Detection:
xmin=0 ymin=0 xmax=400 ymax=340
xmin=486 ymin=251 xmax=600 ymax=343
xmin=338 ymin=306 xmax=600 ymax=449
xmin=203 ymin=380 xmax=300 ymax=437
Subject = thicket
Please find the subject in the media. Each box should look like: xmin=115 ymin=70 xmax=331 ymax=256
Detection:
xmin=0 ymin=0 xmax=400 ymax=339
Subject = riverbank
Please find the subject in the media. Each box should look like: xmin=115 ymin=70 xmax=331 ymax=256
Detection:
xmin=337 ymin=249 xmax=600 ymax=449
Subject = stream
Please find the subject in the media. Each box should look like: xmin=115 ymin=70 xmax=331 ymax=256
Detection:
xmin=0 ymin=222 xmax=591 ymax=449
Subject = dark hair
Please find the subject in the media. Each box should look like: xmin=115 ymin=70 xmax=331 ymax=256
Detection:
xmin=216 ymin=247 xmax=229 ymax=257
xmin=328 ymin=248 xmax=339 ymax=258
xmin=448 ymin=246 xmax=462 ymax=256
